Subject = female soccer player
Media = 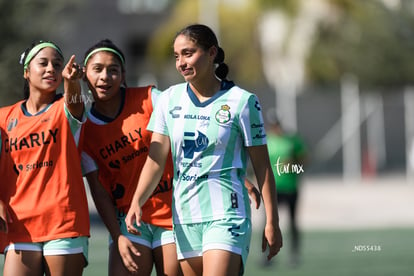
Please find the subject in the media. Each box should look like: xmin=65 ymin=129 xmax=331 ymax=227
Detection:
xmin=0 ymin=40 xmax=89 ymax=276
xmin=81 ymin=39 xmax=180 ymax=276
xmin=0 ymin=128 xmax=11 ymax=235
xmin=125 ymin=24 xmax=283 ymax=275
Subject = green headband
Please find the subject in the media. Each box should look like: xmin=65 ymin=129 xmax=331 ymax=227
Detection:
xmin=84 ymin=47 xmax=125 ymax=66
xmin=23 ymin=42 xmax=63 ymax=72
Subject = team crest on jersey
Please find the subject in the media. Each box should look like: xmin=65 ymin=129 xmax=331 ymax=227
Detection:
xmin=7 ymin=118 xmax=18 ymax=131
xmin=215 ymin=105 xmax=231 ymax=124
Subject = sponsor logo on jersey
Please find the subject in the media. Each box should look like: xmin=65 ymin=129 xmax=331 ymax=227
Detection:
xmin=254 ymin=100 xmax=261 ymax=111
xmin=182 ymin=131 xmax=208 ymax=159
xmin=121 ymin=146 xmax=148 ymax=164
xmin=253 ymin=132 xmax=266 ymax=139
xmin=99 ymin=128 xmax=143 ymax=159
xmin=179 ymin=172 xmax=209 ymax=182
xmin=180 ymin=161 xmax=202 ymax=168
xmin=184 ymin=114 xmax=210 ymax=120
xmin=26 ymin=160 xmax=54 ymax=171
xmin=5 ymin=128 xmax=59 ymax=152
xmin=215 ymin=104 xmax=231 ymax=124
xmin=109 ymin=159 xmax=121 ymax=169
xmin=228 ymin=224 xmax=241 ymax=237
xmin=7 ymin=118 xmax=18 ymax=131
xmin=169 ymin=106 xmax=182 ymax=118
xmin=251 ymin=123 xmax=264 ymax=128
xmin=13 ymin=160 xmax=54 ymax=174
xmin=252 ymin=122 xmax=266 ymax=140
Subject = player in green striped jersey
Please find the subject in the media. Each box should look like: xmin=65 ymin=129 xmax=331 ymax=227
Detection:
xmin=126 ymin=24 xmax=283 ymax=276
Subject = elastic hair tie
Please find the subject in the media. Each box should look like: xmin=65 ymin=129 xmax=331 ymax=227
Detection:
xmin=84 ymin=47 xmax=125 ymax=66
xmin=21 ymin=42 xmax=63 ymax=72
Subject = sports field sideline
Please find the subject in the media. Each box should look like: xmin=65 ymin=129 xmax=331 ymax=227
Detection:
xmin=251 ymin=174 xmax=414 ymax=231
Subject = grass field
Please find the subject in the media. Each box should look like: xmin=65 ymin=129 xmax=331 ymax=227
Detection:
xmin=81 ymin=224 xmax=413 ymax=276
xmin=2 ymin=224 xmax=413 ymax=275
xmin=245 ymin=228 xmax=414 ymax=276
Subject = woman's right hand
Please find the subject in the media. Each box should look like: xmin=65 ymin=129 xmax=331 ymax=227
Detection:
xmin=118 ymin=235 xmax=141 ymax=273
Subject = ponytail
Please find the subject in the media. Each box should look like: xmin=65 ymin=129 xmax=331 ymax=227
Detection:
xmin=214 ymin=47 xmax=228 ymax=80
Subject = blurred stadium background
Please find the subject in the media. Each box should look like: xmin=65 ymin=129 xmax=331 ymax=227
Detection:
xmin=1 ymin=0 xmax=414 ymax=275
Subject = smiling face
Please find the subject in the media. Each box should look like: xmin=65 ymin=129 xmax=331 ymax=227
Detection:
xmin=173 ymin=34 xmax=217 ymax=84
xmin=85 ymin=51 xmax=124 ymax=103
xmin=24 ymin=47 xmax=64 ymax=94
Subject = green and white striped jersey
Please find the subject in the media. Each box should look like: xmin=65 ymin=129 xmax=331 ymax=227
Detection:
xmin=148 ymin=81 xmax=267 ymax=224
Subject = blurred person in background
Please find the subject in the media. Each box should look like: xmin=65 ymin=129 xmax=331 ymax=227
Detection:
xmin=81 ymin=39 xmax=181 ymax=276
xmin=0 ymin=40 xmax=89 ymax=276
xmin=125 ymin=24 xmax=283 ymax=276
xmin=266 ymin=111 xmax=307 ymax=268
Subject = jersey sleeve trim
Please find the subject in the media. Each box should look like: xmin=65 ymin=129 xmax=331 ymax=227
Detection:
xmin=64 ymin=101 xmax=86 ymax=146
xmin=81 ymin=151 xmax=98 ymax=175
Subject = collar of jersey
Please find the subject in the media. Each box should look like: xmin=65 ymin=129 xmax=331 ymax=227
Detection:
xmin=90 ymin=88 xmax=126 ymax=123
xmin=21 ymin=94 xmax=62 ymax=116
xmin=186 ymin=80 xmax=235 ymax=107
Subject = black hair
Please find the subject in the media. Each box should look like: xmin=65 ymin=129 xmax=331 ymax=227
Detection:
xmin=83 ymin=39 xmax=127 ymax=87
xmin=175 ymin=24 xmax=229 ymax=80
xmin=20 ymin=40 xmax=64 ymax=99
xmin=84 ymin=39 xmax=125 ymax=70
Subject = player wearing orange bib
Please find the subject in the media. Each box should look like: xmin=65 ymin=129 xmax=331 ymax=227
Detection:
xmin=0 ymin=41 xmax=89 ymax=276
xmin=0 ymin=127 xmax=12 ymax=235
xmin=81 ymin=39 xmax=180 ymax=276
xmin=82 ymin=87 xmax=173 ymax=227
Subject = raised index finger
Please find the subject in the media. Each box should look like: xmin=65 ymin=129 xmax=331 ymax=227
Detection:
xmin=66 ymin=55 xmax=76 ymax=68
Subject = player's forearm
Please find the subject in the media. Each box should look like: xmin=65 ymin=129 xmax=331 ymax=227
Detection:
xmin=261 ymin=175 xmax=280 ymax=226
xmin=133 ymin=157 xmax=165 ymax=208
xmin=87 ymin=173 xmax=122 ymax=241
xmin=63 ymin=55 xmax=84 ymax=120
xmin=64 ymin=79 xmax=84 ymax=120
xmin=248 ymin=145 xmax=280 ymax=225
xmin=133 ymin=133 xmax=170 ymax=207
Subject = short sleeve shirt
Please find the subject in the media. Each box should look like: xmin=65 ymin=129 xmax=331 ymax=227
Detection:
xmin=148 ymin=81 xmax=267 ymax=224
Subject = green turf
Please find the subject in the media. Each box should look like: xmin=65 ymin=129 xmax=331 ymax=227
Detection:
xmin=84 ymin=226 xmax=109 ymax=276
xmin=245 ymin=228 xmax=414 ymax=276
xmin=2 ymin=227 xmax=413 ymax=275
